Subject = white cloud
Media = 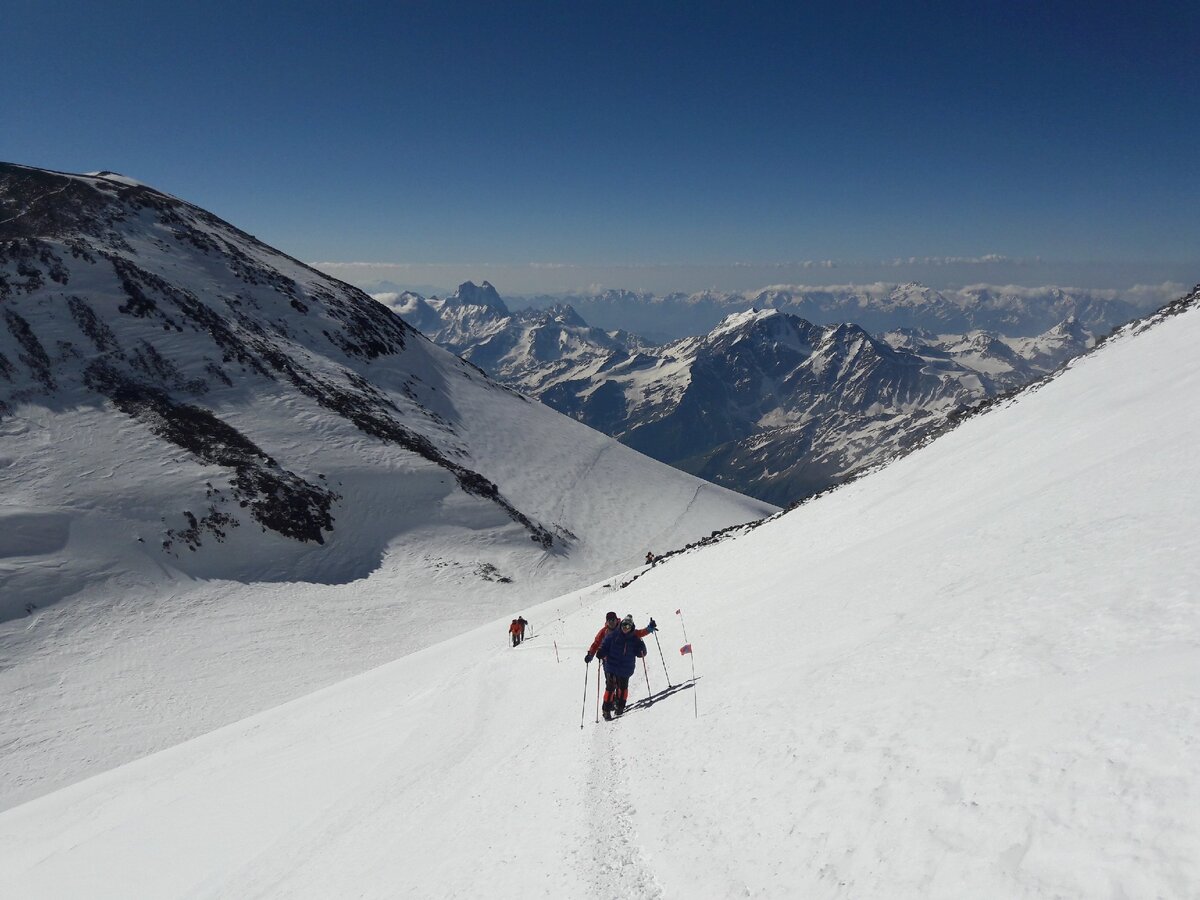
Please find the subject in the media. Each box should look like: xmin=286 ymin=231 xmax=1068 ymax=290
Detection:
xmin=310 ymin=257 xmax=1190 ymax=300
xmin=881 ymin=254 xmax=1031 ymax=267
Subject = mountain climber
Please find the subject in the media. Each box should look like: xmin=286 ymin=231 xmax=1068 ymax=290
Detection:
xmin=517 ymin=616 xmax=528 ymax=643
xmin=645 ymin=550 xmax=656 ymax=566
xmin=509 ymin=619 xmax=522 ymax=647
xmin=584 ymin=611 xmax=656 ymax=662
xmin=596 ymin=615 xmax=648 ymax=720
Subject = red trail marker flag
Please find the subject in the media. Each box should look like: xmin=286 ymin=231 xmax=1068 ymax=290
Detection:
xmin=675 ymin=608 xmax=698 ymax=718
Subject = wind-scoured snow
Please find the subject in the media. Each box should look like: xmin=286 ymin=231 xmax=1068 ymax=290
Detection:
xmin=2 ymin=291 xmax=1196 ymax=897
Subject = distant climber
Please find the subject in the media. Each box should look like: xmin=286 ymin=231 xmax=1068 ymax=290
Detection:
xmin=509 ymin=619 xmax=522 ymax=647
xmin=517 ymin=616 xmax=528 ymax=642
xmin=645 ymin=550 xmax=656 ymax=566
xmin=596 ymin=615 xmax=648 ymax=720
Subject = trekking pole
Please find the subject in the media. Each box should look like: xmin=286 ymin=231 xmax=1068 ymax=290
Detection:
xmin=686 ymin=646 xmax=698 ymax=719
xmin=580 ymin=663 xmax=590 ymax=730
xmin=652 ymin=630 xmax=673 ymax=688
xmin=641 ymin=656 xmax=653 ymax=704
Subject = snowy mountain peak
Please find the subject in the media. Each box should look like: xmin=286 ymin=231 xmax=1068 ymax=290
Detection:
xmin=538 ymin=303 xmax=589 ymax=328
xmin=1 ymin=161 xmax=770 ymax=622
xmin=0 ymin=162 xmax=561 ymax=557
xmin=442 ymin=279 xmax=509 ymax=313
xmin=86 ymin=170 xmax=151 ymax=188
xmin=709 ymin=306 xmax=785 ymax=337
xmin=888 ymin=282 xmax=946 ymax=308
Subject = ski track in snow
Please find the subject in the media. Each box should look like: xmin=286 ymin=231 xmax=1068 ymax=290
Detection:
xmin=583 ymin=711 xmax=663 ymax=898
xmin=664 ymin=483 xmax=704 ymax=539
xmin=556 ymin=443 xmax=610 ymax=523
xmin=0 ymin=183 xmax=71 ymax=226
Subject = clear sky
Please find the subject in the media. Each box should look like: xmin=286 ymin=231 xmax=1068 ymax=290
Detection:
xmin=3 ymin=0 xmax=1196 ymax=294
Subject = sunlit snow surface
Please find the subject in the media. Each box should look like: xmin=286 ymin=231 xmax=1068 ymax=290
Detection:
xmin=2 ymin=300 xmax=1198 ymax=897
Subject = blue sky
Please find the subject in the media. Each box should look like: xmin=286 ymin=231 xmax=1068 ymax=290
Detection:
xmin=3 ymin=1 xmax=1196 ymax=294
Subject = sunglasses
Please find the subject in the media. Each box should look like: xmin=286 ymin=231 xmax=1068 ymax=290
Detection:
xmin=621 ymin=623 xmax=633 ymax=631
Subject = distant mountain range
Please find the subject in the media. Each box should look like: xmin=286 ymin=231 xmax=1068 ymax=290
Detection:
xmin=489 ymin=283 xmax=1142 ymax=344
xmin=382 ymin=281 xmax=1120 ymax=504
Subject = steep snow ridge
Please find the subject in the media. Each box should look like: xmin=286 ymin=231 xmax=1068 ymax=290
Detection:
xmin=2 ymin=291 xmax=1196 ymax=898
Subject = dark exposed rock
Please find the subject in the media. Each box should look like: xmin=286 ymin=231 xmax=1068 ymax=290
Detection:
xmin=85 ymin=360 xmax=337 ymax=544
xmin=163 ymin=503 xmax=241 ymax=553
xmin=68 ymin=295 xmax=122 ymax=354
xmin=3 ymin=308 xmax=56 ymax=391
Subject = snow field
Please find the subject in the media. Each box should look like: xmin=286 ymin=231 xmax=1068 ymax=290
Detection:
xmin=0 ymin=199 xmax=771 ymax=811
xmin=1 ymin=301 xmax=1197 ymax=896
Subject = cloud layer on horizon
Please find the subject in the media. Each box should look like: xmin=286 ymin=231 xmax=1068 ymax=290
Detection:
xmin=313 ymin=258 xmax=1195 ymax=300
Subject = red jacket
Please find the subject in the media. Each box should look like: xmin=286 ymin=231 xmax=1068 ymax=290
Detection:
xmin=509 ymin=621 xmax=522 ymax=635
xmin=588 ymin=622 xmax=649 ymax=655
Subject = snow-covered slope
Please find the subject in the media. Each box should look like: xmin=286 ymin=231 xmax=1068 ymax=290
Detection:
xmin=3 ymin=290 xmax=1196 ymax=897
xmin=0 ymin=163 xmax=772 ymax=807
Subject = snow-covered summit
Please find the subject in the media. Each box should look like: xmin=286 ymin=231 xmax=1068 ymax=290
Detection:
xmin=707 ymin=305 xmax=784 ymax=339
xmin=440 ymin=279 xmax=508 ymax=312
xmin=84 ymin=170 xmax=151 ymax=188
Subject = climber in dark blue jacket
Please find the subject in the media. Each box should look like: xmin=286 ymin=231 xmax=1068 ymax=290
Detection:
xmin=596 ymin=614 xmax=649 ymax=720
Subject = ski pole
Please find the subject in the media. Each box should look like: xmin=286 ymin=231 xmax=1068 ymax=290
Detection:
xmin=580 ymin=662 xmax=590 ymax=730
xmin=652 ymin=630 xmax=673 ymax=688
xmin=642 ymin=655 xmax=653 ymax=704
xmin=687 ymin=645 xmax=699 ymax=719
xmin=595 ymin=661 xmax=602 ymax=724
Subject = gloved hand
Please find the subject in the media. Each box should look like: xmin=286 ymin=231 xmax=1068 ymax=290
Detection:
xmin=584 ymin=652 xmax=594 ymax=663
xmin=637 ymin=647 xmax=647 ymax=658
xmin=647 ymin=617 xmax=657 ymax=632
xmin=596 ymin=649 xmax=607 ymax=660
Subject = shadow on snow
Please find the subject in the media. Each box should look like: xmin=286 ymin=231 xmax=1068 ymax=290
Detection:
xmin=624 ymin=677 xmax=699 ymax=715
